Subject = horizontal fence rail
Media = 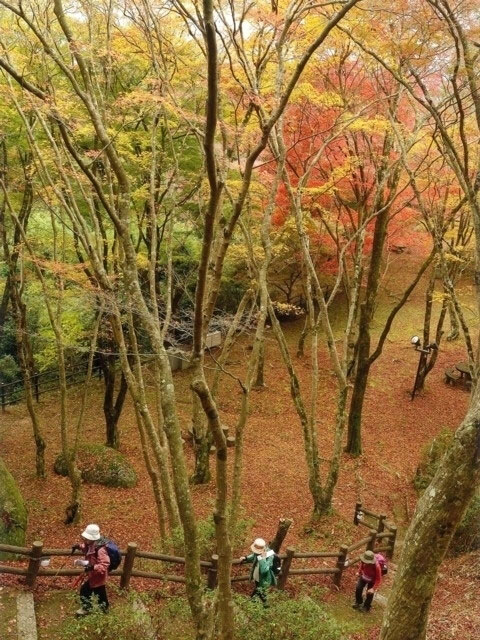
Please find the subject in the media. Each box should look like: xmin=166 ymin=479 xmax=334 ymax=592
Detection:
xmin=0 ymin=504 xmax=397 ymax=591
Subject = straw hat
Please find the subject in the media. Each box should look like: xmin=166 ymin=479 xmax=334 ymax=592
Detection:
xmin=360 ymin=550 xmax=376 ymax=564
xmin=81 ymin=524 xmax=101 ymax=541
xmin=250 ymin=538 xmax=266 ymax=554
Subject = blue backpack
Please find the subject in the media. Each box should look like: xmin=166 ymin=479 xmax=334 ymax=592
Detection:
xmin=97 ymin=539 xmax=121 ymax=572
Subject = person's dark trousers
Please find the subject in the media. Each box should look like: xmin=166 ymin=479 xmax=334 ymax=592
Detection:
xmin=251 ymin=583 xmax=268 ymax=606
xmin=355 ymin=577 xmax=374 ymax=610
xmin=80 ymin=581 xmax=109 ymax=612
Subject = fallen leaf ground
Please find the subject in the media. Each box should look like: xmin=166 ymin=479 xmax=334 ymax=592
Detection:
xmin=1 ymin=252 xmax=478 ymax=638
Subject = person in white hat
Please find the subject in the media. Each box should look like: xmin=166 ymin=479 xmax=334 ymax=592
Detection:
xmin=71 ymin=524 xmax=110 ymax=616
xmin=240 ymin=538 xmax=277 ymax=606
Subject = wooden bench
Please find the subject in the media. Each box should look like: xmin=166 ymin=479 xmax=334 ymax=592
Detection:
xmin=445 ymin=367 xmax=461 ymax=386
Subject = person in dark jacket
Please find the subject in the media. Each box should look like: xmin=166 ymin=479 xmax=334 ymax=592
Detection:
xmin=240 ymin=538 xmax=276 ymax=606
xmin=352 ymin=550 xmax=382 ymax=612
xmin=72 ymin=524 xmax=110 ymax=616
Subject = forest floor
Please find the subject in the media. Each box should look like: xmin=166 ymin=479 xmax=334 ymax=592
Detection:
xmin=1 ymin=252 xmax=479 ymax=638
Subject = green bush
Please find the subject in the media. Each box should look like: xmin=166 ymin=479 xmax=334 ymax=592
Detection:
xmin=414 ymin=430 xmax=480 ymax=554
xmin=234 ymin=591 xmax=352 ymax=640
xmin=148 ymin=591 xmax=352 ymax=640
xmin=57 ymin=592 xmax=156 ymax=640
xmin=0 ymin=456 xmax=27 ymax=556
xmin=413 ymin=428 xmax=453 ymax=492
xmin=0 ymin=354 xmax=20 ymax=383
xmin=54 ymin=444 xmax=137 ymax=488
xmin=450 ymin=494 xmax=480 ymax=555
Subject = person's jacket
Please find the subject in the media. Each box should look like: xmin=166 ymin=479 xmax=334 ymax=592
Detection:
xmin=243 ymin=549 xmax=276 ymax=588
xmin=80 ymin=540 xmax=110 ymax=588
xmin=359 ymin=560 xmax=382 ymax=590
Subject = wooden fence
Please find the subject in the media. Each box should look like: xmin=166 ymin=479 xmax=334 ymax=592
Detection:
xmin=0 ymin=358 xmax=103 ymax=410
xmin=0 ymin=504 xmax=397 ymax=591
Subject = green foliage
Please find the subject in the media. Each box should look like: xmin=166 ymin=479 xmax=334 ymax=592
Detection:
xmin=166 ymin=512 xmax=254 ymax=559
xmin=413 ymin=428 xmax=453 ymax=492
xmin=54 ymin=444 xmax=137 ymax=488
xmin=145 ymin=591 xmax=352 ymax=640
xmin=233 ymin=591 xmax=352 ymax=640
xmin=56 ymin=591 xmax=155 ymax=640
xmin=449 ymin=495 xmax=480 ymax=555
xmin=414 ymin=430 xmax=480 ymax=554
xmin=0 ymin=456 xmax=27 ymax=556
xmin=0 ymin=354 xmax=20 ymax=383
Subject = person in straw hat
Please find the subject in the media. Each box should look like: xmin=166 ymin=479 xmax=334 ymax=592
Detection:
xmin=240 ymin=538 xmax=276 ymax=606
xmin=71 ymin=524 xmax=110 ymax=616
xmin=352 ymin=549 xmax=382 ymax=612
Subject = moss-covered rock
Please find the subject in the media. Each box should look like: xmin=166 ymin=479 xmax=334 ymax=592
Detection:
xmin=0 ymin=456 xmax=27 ymax=556
xmin=54 ymin=444 xmax=137 ymax=488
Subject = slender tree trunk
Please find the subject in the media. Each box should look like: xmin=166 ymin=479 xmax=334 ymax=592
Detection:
xmin=346 ymin=323 xmax=371 ymax=456
xmin=192 ymin=379 xmax=233 ymax=640
xmin=9 ymin=282 xmax=46 ymax=478
xmin=134 ymin=405 xmax=168 ymax=540
xmin=99 ymin=352 xmax=127 ymax=449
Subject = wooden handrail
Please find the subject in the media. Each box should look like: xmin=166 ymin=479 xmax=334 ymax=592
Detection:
xmin=0 ymin=504 xmax=398 ymax=592
xmin=346 ymin=536 xmax=372 ymax=553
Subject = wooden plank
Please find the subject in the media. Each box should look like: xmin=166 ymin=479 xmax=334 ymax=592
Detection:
xmin=347 ymin=536 xmax=371 ymax=553
xmin=130 ymin=570 xmax=186 ymax=583
xmin=289 ymin=568 xmax=339 ymax=576
xmin=0 ymin=565 xmax=28 ymax=575
xmin=0 ymin=544 xmax=31 ymax=556
xmin=291 ymin=551 xmax=341 ymax=559
xmin=135 ymin=550 xmax=212 ymax=567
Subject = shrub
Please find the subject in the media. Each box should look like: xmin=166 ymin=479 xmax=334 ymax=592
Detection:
xmin=56 ymin=592 xmax=156 ymax=640
xmin=234 ymin=591 xmax=352 ymax=640
xmin=449 ymin=494 xmax=480 ymax=555
xmin=54 ymin=444 xmax=137 ymax=488
xmin=0 ymin=354 xmax=20 ymax=383
xmin=413 ymin=428 xmax=453 ymax=492
xmin=148 ymin=591 xmax=352 ymax=640
xmin=414 ymin=430 xmax=480 ymax=554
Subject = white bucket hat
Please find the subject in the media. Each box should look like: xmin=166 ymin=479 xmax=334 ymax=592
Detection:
xmin=81 ymin=524 xmax=101 ymax=541
xmin=250 ymin=538 xmax=266 ymax=554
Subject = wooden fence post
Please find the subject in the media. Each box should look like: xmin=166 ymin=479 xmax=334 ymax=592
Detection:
xmin=269 ymin=518 xmax=293 ymax=553
xmin=377 ymin=514 xmax=387 ymax=534
xmin=387 ymin=526 xmax=397 ymax=559
xmin=207 ymin=554 xmax=218 ymax=589
xmin=366 ymin=529 xmax=377 ymax=552
xmin=120 ymin=542 xmax=137 ymax=590
xmin=26 ymin=541 xmax=43 ymax=588
xmin=353 ymin=502 xmax=362 ymax=525
xmin=333 ymin=544 xmax=349 ymax=588
xmin=277 ymin=546 xmax=295 ymax=590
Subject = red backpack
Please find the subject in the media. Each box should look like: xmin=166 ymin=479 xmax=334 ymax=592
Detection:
xmin=375 ymin=553 xmax=388 ymax=576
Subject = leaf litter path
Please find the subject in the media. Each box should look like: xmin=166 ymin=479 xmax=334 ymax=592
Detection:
xmin=0 ymin=259 xmax=477 ymax=637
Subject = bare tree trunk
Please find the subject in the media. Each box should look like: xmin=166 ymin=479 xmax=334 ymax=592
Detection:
xmin=99 ymin=352 xmax=127 ymax=449
xmin=192 ymin=380 xmax=233 ymax=640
